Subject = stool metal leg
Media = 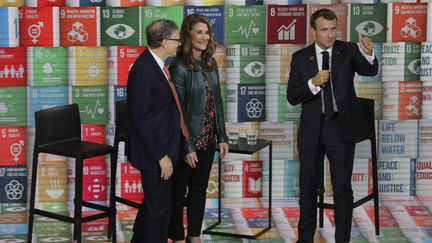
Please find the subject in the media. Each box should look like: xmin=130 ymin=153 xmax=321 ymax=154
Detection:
xmin=318 ymin=157 xmax=325 ymax=228
xmin=27 ymin=150 xmax=40 ymax=243
xmin=74 ymin=158 xmax=84 ymax=243
xmin=109 ymin=152 xmax=117 ymax=242
xmin=371 ymin=137 xmax=380 ymax=236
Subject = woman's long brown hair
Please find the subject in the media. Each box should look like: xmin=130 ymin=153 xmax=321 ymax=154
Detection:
xmin=177 ymin=14 xmax=217 ymax=71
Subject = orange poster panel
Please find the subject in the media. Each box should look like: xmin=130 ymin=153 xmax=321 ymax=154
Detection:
xmin=389 ymin=3 xmax=427 ymax=42
xmin=398 ymin=81 xmax=422 ymax=120
xmin=60 ymin=7 xmax=99 ymax=46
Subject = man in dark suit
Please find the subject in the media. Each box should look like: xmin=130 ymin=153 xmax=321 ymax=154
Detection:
xmin=286 ymin=9 xmax=378 ymax=243
xmin=126 ymin=19 xmax=184 ymax=243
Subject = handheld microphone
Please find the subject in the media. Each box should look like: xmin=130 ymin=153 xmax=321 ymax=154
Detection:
xmin=322 ymin=51 xmax=329 ymax=71
xmin=321 ymin=51 xmax=329 ymax=87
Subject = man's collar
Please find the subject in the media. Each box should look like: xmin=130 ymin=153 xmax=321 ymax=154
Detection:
xmin=315 ymin=43 xmax=333 ymax=54
xmin=148 ymin=48 xmax=165 ymax=69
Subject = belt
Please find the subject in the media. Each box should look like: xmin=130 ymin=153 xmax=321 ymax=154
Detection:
xmin=321 ymin=112 xmax=338 ymax=120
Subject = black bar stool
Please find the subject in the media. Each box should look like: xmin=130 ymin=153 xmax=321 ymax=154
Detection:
xmin=112 ymin=99 xmax=141 ymax=209
xmin=317 ymin=97 xmax=380 ymax=235
xmin=28 ymin=104 xmax=116 ymax=243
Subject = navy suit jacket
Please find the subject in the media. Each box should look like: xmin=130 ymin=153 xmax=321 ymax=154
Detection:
xmin=287 ymin=40 xmax=379 ymax=149
xmin=126 ymin=49 xmax=181 ymax=171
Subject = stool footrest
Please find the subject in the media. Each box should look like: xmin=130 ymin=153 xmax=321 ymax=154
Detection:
xmin=203 ymin=221 xmax=271 ymax=239
xmin=353 ymin=194 xmax=375 ymax=208
xmin=317 ymin=202 xmax=335 ymax=209
xmin=34 ymin=209 xmax=74 ymax=223
xmin=33 ymin=205 xmax=112 ymax=224
xmin=115 ymin=196 xmax=141 ymax=209
xmin=82 ymin=212 xmax=111 ymax=223
xmin=318 ymin=194 xmax=376 ymax=210
xmin=82 ymin=201 xmax=110 ymax=212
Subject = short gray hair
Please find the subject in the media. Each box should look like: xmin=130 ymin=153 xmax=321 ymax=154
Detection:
xmin=146 ymin=19 xmax=178 ymax=48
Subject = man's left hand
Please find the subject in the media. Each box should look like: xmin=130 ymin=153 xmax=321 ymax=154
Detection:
xmin=358 ymin=32 xmax=373 ymax=56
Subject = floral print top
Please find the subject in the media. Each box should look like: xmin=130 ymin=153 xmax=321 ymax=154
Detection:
xmin=192 ymin=62 xmax=216 ymax=151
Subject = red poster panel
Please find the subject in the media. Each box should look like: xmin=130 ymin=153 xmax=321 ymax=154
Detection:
xmin=365 ymin=206 xmax=398 ymax=227
xmin=82 ymin=124 xmax=106 ymax=164
xmin=26 ymin=0 xmax=64 ymax=7
xmin=241 ymin=208 xmax=268 ymax=218
xmin=0 ymin=126 xmax=26 ymax=166
xmin=19 ymin=7 xmax=60 ymax=47
xmin=108 ymin=46 xmax=146 ymax=86
xmin=242 ymin=160 xmax=262 ymax=198
xmin=0 ymin=47 xmax=26 ymax=86
xmin=267 ymin=4 xmax=306 ymax=44
xmin=118 ymin=163 xmax=143 ymax=203
xmin=83 ymin=161 xmax=107 ymax=201
xmin=81 ymin=211 xmax=108 ymax=232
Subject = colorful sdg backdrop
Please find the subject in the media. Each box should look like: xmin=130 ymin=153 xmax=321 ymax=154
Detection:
xmin=1 ymin=0 xmax=432 ymax=242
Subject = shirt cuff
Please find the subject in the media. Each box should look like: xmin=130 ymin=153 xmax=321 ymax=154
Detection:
xmin=357 ymin=43 xmax=375 ymax=65
xmin=308 ymin=79 xmax=321 ymax=95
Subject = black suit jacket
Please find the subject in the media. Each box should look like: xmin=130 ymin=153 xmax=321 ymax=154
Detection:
xmin=287 ymin=41 xmax=379 ymax=149
xmin=126 ymin=49 xmax=181 ymax=171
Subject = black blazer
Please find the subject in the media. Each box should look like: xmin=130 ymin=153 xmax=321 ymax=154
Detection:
xmin=126 ymin=49 xmax=181 ymax=171
xmin=287 ymin=41 xmax=379 ymax=149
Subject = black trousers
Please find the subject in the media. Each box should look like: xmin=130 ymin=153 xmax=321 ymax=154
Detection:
xmin=168 ymin=148 xmax=215 ymax=240
xmin=297 ymin=116 xmax=355 ymax=243
xmin=131 ymin=169 xmax=172 ymax=243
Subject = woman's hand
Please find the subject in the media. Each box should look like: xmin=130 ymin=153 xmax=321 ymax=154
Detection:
xmin=219 ymin=143 xmax=229 ymax=160
xmin=184 ymin=152 xmax=198 ymax=168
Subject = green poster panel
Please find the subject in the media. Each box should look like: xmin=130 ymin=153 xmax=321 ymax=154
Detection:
xmin=0 ymin=235 xmax=28 ymax=242
xmin=349 ymin=3 xmax=387 ymax=43
xmin=404 ymin=42 xmax=421 ymax=81
xmin=226 ymin=45 xmax=265 ymax=84
xmin=34 ymin=215 xmax=71 ymax=235
xmin=40 ymin=201 xmax=68 ymax=212
xmin=141 ymin=6 xmax=183 ymax=45
xmin=279 ymin=83 xmax=300 ymax=121
xmin=27 ymin=47 xmax=68 ymax=86
xmin=101 ymin=7 xmax=141 ymax=46
xmin=267 ymin=83 xmax=300 ymax=122
xmin=119 ymin=221 xmax=134 ymax=242
xmin=0 ymin=203 xmax=26 ymax=213
xmin=34 ymin=235 xmax=72 ymax=243
xmin=0 ymin=86 xmax=27 ymax=126
xmin=71 ymin=85 xmax=109 ymax=125
xmin=224 ymin=5 xmax=265 ymax=45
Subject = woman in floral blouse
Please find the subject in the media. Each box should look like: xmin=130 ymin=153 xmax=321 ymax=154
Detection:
xmin=168 ymin=14 xmax=229 ymax=243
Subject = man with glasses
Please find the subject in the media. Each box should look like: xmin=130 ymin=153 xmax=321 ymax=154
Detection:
xmin=287 ymin=9 xmax=378 ymax=243
xmin=126 ymin=19 xmax=186 ymax=243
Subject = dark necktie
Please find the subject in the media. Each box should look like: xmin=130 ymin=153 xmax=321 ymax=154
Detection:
xmin=322 ymin=51 xmax=334 ymax=118
xmin=163 ymin=65 xmax=190 ymax=138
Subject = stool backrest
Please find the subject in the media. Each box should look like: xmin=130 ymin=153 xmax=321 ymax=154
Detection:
xmin=115 ymin=100 xmax=127 ymax=142
xmin=34 ymin=104 xmax=81 ymax=148
xmin=357 ymin=97 xmax=375 ymax=140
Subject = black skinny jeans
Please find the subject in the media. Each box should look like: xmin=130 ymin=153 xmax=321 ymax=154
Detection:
xmin=168 ymin=147 xmax=215 ymax=240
